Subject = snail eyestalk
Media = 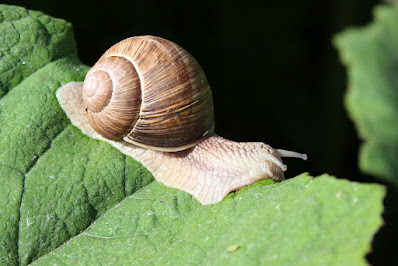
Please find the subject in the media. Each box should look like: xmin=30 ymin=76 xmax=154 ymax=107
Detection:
xmin=264 ymin=153 xmax=287 ymax=171
xmin=276 ymin=149 xmax=308 ymax=161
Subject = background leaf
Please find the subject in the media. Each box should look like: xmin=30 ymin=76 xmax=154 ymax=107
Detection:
xmin=0 ymin=4 xmax=385 ymax=265
xmin=335 ymin=5 xmax=398 ymax=184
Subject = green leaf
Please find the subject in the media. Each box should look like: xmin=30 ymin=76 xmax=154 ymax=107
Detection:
xmin=32 ymin=174 xmax=384 ymax=266
xmin=335 ymin=5 xmax=398 ymax=184
xmin=0 ymin=4 xmax=385 ymax=265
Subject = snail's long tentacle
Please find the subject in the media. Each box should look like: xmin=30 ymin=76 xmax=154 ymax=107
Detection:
xmin=276 ymin=149 xmax=307 ymax=160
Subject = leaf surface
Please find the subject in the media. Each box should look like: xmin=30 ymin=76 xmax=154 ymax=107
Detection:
xmin=33 ymin=174 xmax=385 ymax=266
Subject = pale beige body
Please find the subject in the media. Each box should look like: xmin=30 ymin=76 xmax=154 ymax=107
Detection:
xmin=57 ymin=82 xmax=305 ymax=204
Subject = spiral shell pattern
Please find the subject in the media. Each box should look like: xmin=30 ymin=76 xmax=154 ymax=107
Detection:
xmin=82 ymin=36 xmax=214 ymax=151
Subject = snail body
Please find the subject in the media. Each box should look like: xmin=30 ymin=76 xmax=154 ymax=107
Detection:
xmin=57 ymin=36 xmax=306 ymax=205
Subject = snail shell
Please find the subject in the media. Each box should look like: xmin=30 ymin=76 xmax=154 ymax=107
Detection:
xmin=56 ymin=35 xmax=307 ymax=205
xmin=82 ymin=36 xmax=214 ymax=151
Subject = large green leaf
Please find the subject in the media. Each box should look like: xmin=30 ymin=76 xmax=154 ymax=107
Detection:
xmin=335 ymin=5 xmax=398 ymax=184
xmin=0 ymin=5 xmax=385 ymax=265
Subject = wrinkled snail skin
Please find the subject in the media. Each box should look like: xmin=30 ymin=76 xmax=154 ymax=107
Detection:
xmin=56 ymin=36 xmax=307 ymax=205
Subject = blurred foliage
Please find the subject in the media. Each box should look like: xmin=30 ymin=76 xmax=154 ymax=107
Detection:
xmin=336 ymin=5 xmax=398 ymax=184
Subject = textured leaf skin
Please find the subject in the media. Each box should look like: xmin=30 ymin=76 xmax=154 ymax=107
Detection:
xmin=0 ymin=5 xmax=77 ymax=97
xmin=0 ymin=5 xmax=154 ymax=265
xmin=0 ymin=4 xmax=385 ymax=266
xmin=33 ymin=174 xmax=385 ymax=266
xmin=335 ymin=5 xmax=398 ymax=184
xmin=0 ymin=5 xmax=86 ymax=265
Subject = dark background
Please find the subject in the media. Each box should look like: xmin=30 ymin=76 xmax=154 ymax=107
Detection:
xmin=3 ymin=0 xmax=396 ymax=264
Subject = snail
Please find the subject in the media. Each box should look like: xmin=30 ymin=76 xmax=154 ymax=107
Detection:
xmin=56 ymin=35 xmax=307 ymax=205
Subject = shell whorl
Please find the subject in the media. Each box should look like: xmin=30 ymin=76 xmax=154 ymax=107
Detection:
xmin=82 ymin=36 xmax=214 ymax=151
xmin=82 ymin=56 xmax=142 ymax=140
